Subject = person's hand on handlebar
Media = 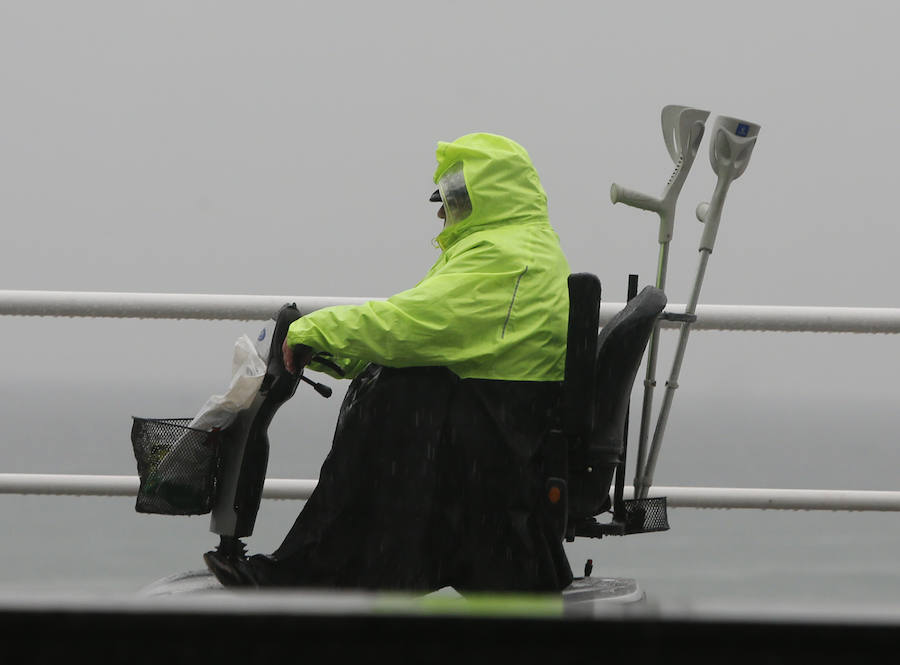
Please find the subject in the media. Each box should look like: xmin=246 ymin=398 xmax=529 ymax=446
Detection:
xmin=282 ymin=340 xmax=315 ymax=375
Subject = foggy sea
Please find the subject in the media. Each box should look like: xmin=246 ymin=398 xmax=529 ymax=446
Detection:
xmin=2 ymin=372 xmax=898 ymax=608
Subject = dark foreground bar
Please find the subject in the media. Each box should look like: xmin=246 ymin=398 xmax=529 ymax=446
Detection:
xmin=2 ymin=608 xmax=898 ymax=664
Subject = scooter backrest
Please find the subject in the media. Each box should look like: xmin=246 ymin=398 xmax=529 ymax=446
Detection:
xmin=592 ymin=287 xmax=667 ymax=458
xmin=568 ymin=285 xmax=666 ymax=522
xmin=561 ymin=273 xmax=602 ymax=440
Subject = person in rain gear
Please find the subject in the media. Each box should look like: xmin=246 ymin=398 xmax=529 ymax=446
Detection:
xmin=204 ymin=132 xmax=574 ymax=593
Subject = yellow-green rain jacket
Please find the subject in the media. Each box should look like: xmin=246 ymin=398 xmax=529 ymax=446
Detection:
xmin=286 ymin=133 xmax=571 ymax=381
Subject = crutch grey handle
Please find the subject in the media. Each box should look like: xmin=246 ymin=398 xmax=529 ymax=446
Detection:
xmin=695 ymin=116 xmax=761 ymax=252
xmin=610 ymin=184 xmax=661 ymax=213
xmin=610 ymin=106 xmax=710 ymax=245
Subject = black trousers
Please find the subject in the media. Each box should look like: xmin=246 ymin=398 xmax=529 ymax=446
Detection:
xmin=270 ymin=365 xmax=573 ymax=593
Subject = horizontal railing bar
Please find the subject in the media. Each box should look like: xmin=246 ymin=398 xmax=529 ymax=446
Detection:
xmin=1 ymin=290 xmax=900 ymax=333
xmin=2 ymin=474 xmax=899 ymax=512
xmin=655 ymin=486 xmax=900 ymax=511
xmin=0 ymin=474 xmax=320 ymax=499
xmin=670 ymin=304 xmax=900 ymax=334
xmin=0 ymin=290 xmax=373 ymax=321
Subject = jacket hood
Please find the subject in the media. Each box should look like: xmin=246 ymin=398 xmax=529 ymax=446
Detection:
xmin=433 ymin=133 xmax=549 ymax=250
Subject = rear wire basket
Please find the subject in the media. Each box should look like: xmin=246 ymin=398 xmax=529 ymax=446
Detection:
xmin=130 ymin=417 xmax=221 ymax=516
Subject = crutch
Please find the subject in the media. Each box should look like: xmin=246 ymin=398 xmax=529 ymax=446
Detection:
xmin=636 ymin=115 xmax=761 ymax=498
xmin=610 ymin=105 xmax=710 ymax=498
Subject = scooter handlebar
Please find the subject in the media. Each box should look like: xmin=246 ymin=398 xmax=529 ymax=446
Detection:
xmin=301 ymin=375 xmax=333 ymax=398
xmin=610 ymin=183 xmax=661 ymax=213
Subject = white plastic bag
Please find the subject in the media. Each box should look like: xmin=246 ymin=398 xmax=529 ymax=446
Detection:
xmin=151 ymin=334 xmax=267 ymax=496
xmin=187 ymin=333 xmax=268 ymax=431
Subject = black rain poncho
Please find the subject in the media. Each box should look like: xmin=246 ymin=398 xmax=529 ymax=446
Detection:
xmin=269 ymin=365 xmax=572 ymax=592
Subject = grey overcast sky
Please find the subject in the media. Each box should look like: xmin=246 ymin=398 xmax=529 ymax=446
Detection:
xmin=1 ymin=2 xmax=898 ymax=486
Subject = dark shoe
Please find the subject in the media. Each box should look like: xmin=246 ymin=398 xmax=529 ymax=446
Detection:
xmin=204 ymin=550 xmax=255 ymax=587
xmin=242 ymin=554 xmax=280 ymax=586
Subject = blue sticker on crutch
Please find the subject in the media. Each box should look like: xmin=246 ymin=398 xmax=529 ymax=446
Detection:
xmin=736 ymin=123 xmax=750 ymax=137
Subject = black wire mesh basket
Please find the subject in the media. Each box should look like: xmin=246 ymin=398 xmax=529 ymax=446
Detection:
xmin=130 ymin=417 xmax=221 ymax=515
xmin=622 ymin=496 xmax=670 ymax=534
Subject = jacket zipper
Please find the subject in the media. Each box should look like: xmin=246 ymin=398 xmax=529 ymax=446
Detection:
xmin=501 ymin=266 xmax=528 ymax=338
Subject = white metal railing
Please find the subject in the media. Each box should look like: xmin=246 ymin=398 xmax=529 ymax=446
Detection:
xmin=2 ymin=474 xmax=899 ymax=512
xmin=2 ymin=289 xmax=900 ymax=333
xmin=2 ymin=289 xmax=899 ymax=513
